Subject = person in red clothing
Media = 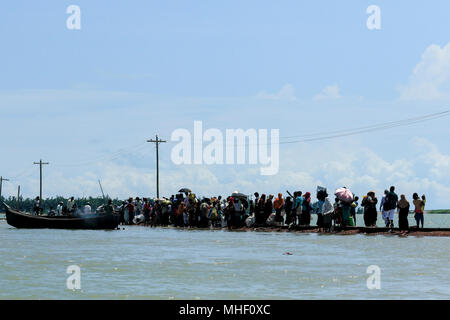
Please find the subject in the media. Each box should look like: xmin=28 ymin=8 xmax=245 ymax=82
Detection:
xmin=143 ymin=198 xmax=151 ymax=225
xmin=177 ymin=202 xmax=186 ymax=227
xmin=126 ymin=198 xmax=135 ymax=225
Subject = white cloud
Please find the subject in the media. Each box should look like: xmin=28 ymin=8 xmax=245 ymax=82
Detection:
xmin=256 ymin=84 xmax=296 ymax=101
xmin=399 ymin=43 xmax=450 ymax=100
xmin=313 ymin=84 xmax=341 ymax=101
xmin=3 ymin=137 xmax=450 ymax=209
xmin=413 ymin=137 xmax=450 ymax=180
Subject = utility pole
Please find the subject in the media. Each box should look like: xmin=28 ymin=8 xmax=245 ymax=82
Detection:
xmin=17 ymin=185 xmax=20 ymax=210
xmin=98 ymin=180 xmax=106 ymax=201
xmin=0 ymin=176 xmax=10 ymax=201
xmin=33 ymin=159 xmax=49 ymax=202
xmin=147 ymin=135 xmax=166 ymax=199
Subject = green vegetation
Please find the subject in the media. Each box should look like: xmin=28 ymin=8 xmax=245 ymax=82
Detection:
xmin=427 ymin=210 xmax=450 ymax=214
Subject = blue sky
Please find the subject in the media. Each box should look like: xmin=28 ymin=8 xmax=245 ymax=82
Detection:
xmin=1 ymin=1 xmax=450 ymax=208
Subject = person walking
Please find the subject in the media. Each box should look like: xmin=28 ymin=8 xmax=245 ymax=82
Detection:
xmin=134 ymin=197 xmax=142 ymax=217
xmin=413 ymin=193 xmax=425 ymax=228
xmin=143 ymin=198 xmax=151 ymax=225
xmin=385 ymin=186 xmax=399 ymax=228
xmin=380 ymin=190 xmax=389 ymax=227
xmin=284 ymin=197 xmax=293 ymax=225
xmin=350 ymin=196 xmax=359 ymax=226
xmin=362 ymin=191 xmax=378 ymax=227
xmin=293 ymin=192 xmax=303 ymax=225
xmin=397 ymin=195 xmax=410 ymax=231
xmin=255 ymin=194 xmax=266 ymax=225
xmin=126 ymin=198 xmax=135 ymax=225
xmin=300 ymin=192 xmax=312 ymax=226
xmin=273 ymin=193 xmax=284 ymax=224
xmin=314 ymin=189 xmax=334 ymax=231
xmin=264 ymin=195 xmax=274 ymax=224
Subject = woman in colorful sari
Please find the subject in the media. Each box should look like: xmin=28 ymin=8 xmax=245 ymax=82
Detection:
xmin=341 ymin=194 xmax=354 ymax=227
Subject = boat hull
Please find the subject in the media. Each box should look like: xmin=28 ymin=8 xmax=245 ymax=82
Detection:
xmin=3 ymin=203 xmax=119 ymax=230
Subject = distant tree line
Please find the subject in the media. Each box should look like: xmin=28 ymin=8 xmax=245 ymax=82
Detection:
xmin=0 ymin=195 xmax=123 ymax=213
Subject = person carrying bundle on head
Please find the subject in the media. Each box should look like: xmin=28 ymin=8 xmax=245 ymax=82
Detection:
xmin=315 ymin=189 xmax=333 ymax=231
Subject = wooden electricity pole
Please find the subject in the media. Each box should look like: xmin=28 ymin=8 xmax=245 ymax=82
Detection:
xmin=33 ymin=159 xmax=49 ymax=202
xmin=147 ymin=135 xmax=166 ymax=199
xmin=98 ymin=180 xmax=106 ymax=201
xmin=17 ymin=185 xmax=20 ymax=210
xmin=0 ymin=176 xmax=10 ymax=201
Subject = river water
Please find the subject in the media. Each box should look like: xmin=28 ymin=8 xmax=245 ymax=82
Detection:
xmin=0 ymin=216 xmax=449 ymax=300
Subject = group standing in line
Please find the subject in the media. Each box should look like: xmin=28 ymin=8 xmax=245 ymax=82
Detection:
xmin=32 ymin=186 xmax=427 ymax=231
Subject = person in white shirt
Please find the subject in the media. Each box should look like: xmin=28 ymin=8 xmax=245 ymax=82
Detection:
xmin=314 ymin=189 xmax=334 ymax=231
xmin=134 ymin=197 xmax=142 ymax=216
xmin=84 ymin=203 xmax=92 ymax=215
xmin=56 ymin=202 xmax=64 ymax=216
xmin=379 ymin=190 xmax=389 ymax=227
xmin=67 ymin=197 xmax=75 ymax=214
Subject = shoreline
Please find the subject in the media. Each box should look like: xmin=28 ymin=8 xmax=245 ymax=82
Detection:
xmin=2 ymin=218 xmax=449 ymax=236
xmin=132 ymin=224 xmax=450 ymax=237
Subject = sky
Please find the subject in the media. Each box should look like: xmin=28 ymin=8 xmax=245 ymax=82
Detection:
xmin=1 ymin=1 xmax=450 ymax=209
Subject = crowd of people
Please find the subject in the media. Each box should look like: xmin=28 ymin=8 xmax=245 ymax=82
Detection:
xmin=32 ymin=186 xmax=427 ymax=231
xmin=360 ymin=187 xmax=426 ymax=230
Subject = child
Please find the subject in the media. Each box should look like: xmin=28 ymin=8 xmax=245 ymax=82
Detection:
xmin=413 ymin=193 xmax=425 ymax=228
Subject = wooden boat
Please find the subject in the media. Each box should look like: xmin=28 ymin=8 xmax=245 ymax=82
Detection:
xmin=2 ymin=202 xmax=119 ymax=230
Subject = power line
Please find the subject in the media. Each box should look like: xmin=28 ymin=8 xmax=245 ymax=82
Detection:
xmin=279 ymin=110 xmax=450 ymax=144
xmin=164 ymin=110 xmax=450 ymax=146
xmin=53 ymin=142 xmax=147 ymax=167
xmin=5 ymin=110 xmax=448 ymax=180
xmin=8 ymin=165 xmax=35 ymax=181
xmin=279 ymin=110 xmax=450 ymax=140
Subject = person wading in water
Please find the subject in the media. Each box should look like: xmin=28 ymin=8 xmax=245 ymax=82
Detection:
xmin=273 ymin=193 xmax=284 ymax=224
xmin=397 ymin=194 xmax=410 ymax=232
xmin=314 ymin=189 xmax=333 ymax=231
xmin=300 ymin=192 xmax=312 ymax=226
xmin=284 ymin=196 xmax=293 ymax=225
xmin=293 ymin=191 xmax=303 ymax=225
xmin=350 ymin=196 xmax=359 ymax=226
xmin=413 ymin=193 xmax=426 ymax=228
xmin=362 ymin=191 xmax=378 ymax=227
xmin=384 ymin=186 xmax=398 ymax=229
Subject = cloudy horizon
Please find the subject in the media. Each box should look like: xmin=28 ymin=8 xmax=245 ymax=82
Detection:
xmin=1 ymin=1 xmax=450 ymax=209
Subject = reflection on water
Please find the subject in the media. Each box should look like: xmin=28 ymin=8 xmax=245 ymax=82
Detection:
xmin=0 ymin=217 xmax=449 ymax=300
